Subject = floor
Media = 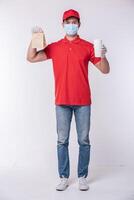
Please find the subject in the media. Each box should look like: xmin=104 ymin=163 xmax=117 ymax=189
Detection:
xmin=0 ymin=166 xmax=134 ymax=200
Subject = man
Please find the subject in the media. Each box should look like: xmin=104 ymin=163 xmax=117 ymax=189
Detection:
xmin=27 ymin=9 xmax=110 ymax=191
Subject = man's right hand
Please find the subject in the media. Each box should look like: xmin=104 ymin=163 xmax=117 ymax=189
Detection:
xmin=31 ymin=26 xmax=44 ymax=34
xmin=26 ymin=26 xmax=48 ymax=63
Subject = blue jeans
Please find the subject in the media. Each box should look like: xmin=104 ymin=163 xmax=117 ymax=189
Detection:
xmin=55 ymin=104 xmax=91 ymax=178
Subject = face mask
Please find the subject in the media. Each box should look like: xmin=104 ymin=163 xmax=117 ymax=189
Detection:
xmin=64 ymin=24 xmax=79 ymax=36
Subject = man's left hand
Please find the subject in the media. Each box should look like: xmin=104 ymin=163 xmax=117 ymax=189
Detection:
xmin=101 ymin=44 xmax=107 ymax=58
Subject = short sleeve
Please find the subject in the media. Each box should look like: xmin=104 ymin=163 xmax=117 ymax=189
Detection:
xmin=89 ymin=44 xmax=101 ymax=65
xmin=44 ymin=43 xmax=54 ymax=59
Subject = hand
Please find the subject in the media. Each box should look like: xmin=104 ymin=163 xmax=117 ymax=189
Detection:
xmin=101 ymin=44 xmax=107 ymax=58
xmin=31 ymin=26 xmax=44 ymax=34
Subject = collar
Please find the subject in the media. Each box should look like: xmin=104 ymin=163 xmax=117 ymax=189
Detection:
xmin=62 ymin=35 xmax=81 ymax=44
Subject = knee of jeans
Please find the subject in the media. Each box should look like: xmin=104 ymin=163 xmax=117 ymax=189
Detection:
xmin=57 ymin=137 xmax=69 ymax=146
xmin=78 ymin=137 xmax=90 ymax=146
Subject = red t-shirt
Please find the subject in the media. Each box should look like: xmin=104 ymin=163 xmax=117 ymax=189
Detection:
xmin=44 ymin=35 xmax=101 ymax=105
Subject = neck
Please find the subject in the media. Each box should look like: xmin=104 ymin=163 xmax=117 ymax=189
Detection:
xmin=65 ymin=34 xmax=78 ymax=41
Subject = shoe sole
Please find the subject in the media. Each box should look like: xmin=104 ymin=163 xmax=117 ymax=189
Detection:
xmin=79 ymin=187 xmax=89 ymax=191
xmin=79 ymin=188 xmax=89 ymax=191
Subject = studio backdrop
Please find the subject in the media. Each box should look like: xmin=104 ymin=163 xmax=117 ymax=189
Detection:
xmin=0 ymin=0 xmax=134 ymax=175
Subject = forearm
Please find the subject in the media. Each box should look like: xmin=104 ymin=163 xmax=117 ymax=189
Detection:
xmin=26 ymin=40 xmax=37 ymax=61
xmin=100 ymin=56 xmax=110 ymax=74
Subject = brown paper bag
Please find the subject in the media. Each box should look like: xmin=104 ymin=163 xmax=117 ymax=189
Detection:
xmin=32 ymin=33 xmax=46 ymax=49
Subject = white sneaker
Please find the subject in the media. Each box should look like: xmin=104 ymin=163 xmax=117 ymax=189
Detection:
xmin=78 ymin=176 xmax=89 ymax=191
xmin=56 ymin=177 xmax=69 ymax=191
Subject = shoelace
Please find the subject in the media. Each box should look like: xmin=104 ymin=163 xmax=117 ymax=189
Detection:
xmin=79 ymin=177 xmax=88 ymax=185
xmin=59 ymin=178 xmax=68 ymax=185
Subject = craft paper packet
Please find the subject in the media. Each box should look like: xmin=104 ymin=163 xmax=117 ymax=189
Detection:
xmin=32 ymin=32 xmax=46 ymax=49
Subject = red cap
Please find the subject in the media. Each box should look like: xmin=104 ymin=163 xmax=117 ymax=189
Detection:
xmin=63 ymin=9 xmax=80 ymax=21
